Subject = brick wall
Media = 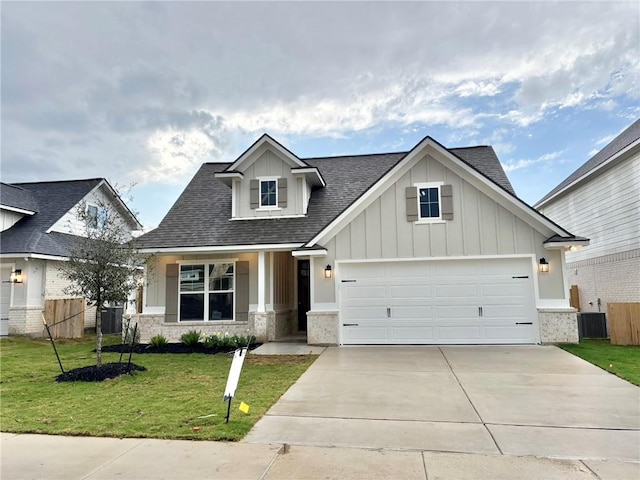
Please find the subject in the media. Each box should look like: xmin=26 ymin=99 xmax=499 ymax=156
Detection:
xmin=567 ymin=248 xmax=640 ymax=314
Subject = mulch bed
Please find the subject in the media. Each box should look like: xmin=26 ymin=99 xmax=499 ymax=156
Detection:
xmin=56 ymin=362 xmax=147 ymax=383
xmin=101 ymin=343 xmax=260 ymax=355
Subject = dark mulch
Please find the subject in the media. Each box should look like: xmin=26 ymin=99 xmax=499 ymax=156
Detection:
xmin=101 ymin=343 xmax=260 ymax=355
xmin=56 ymin=362 xmax=147 ymax=383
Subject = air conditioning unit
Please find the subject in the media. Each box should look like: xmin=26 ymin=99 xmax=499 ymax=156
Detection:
xmin=577 ymin=312 xmax=608 ymax=339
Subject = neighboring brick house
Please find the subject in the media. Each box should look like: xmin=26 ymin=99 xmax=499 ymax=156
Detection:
xmin=136 ymin=133 xmax=588 ymax=346
xmin=0 ymin=179 xmax=142 ymax=336
xmin=535 ymin=119 xmax=640 ymax=317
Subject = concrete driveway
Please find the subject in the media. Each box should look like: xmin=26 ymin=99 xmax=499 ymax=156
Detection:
xmin=244 ymin=346 xmax=640 ymax=462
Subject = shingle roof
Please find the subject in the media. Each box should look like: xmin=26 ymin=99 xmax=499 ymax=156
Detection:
xmin=0 ymin=183 xmax=39 ymax=212
xmin=536 ymin=118 xmax=640 ymax=207
xmin=136 ymin=142 xmax=518 ymax=250
xmin=450 ymin=146 xmax=516 ymax=195
xmin=0 ymin=179 xmax=103 ymax=256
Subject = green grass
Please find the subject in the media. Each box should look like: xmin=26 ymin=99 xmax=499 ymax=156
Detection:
xmin=560 ymin=339 xmax=640 ymax=386
xmin=0 ymin=335 xmax=316 ymax=441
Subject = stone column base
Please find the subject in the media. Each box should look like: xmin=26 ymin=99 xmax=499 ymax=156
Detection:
xmin=307 ymin=311 xmax=339 ymax=346
xmin=538 ymin=308 xmax=579 ymax=343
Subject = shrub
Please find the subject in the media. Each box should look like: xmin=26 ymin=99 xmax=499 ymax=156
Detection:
xmin=180 ymin=330 xmax=201 ymax=347
xmin=202 ymin=333 xmax=219 ymax=349
xmin=149 ymin=334 xmax=168 ymax=349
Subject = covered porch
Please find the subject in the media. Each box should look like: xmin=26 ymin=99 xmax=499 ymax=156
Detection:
xmin=138 ymin=247 xmax=314 ymax=344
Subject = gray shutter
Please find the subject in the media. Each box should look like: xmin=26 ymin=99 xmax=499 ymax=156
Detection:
xmin=165 ymin=263 xmax=178 ymax=323
xmin=249 ymin=179 xmax=259 ymax=209
xmin=277 ymin=178 xmax=287 ymax=208
xmin=441 ymin=184 xmax=453 ymax=220
xmin=406 ymin=186 xmax=418 ymax=222
xmin=235 ymin=261 xmax=249 ymax=322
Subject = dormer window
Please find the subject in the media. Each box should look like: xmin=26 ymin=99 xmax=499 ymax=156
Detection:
xmin=260 ymin=179 xmax=277 ymax=207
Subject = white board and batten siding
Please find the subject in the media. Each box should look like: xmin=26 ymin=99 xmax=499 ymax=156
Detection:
xmin=540 ymin=155 xmax=640 ymax=262
xmin=339 ymin=258 xmax=538 ymax=345
xmin=0 ymin=210 xmax=25 ymax=232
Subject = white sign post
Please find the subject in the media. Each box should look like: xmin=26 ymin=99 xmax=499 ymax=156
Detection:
xmin=223 ymin=347 xmax=248 ymax=423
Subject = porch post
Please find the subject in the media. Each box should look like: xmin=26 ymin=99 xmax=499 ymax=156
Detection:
xmin=257 ymin=251 xmax=266 ymax=313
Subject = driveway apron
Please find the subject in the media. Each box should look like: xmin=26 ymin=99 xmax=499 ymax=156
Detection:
xmin=243 ymin=345 xmax=640 ymax=461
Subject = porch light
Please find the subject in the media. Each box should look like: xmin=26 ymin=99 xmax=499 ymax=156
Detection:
xmin=10 ymin=269 xmax=23 ymax=284
xmin=538 ymin=258 xmax=549 ymax=274
xmin=324 ymin=264 xmax=332 ymax=279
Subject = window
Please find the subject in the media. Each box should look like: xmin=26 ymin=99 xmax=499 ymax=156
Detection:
xmin=86 ymin=204 xmax=106 ymax=230
xmin=260 ymin=180 xmax=277 ymax=207
xmin=179 ymin=262 xmax=235 ymax=321
xmin=419 ymin=187 xmax=440 ymax=219
xmin=415 ymin=182 xmax=443 ymax=222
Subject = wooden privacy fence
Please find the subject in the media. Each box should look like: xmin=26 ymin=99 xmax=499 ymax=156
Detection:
xmin=44 ymin=298 xmax=85 ymax=339
xmin=608 ymin=303 xmax=640 ymax=346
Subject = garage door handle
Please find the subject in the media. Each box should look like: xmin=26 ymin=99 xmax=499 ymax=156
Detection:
xmin=516 ymin=322 xmax=533 ymax=325
xmin=342 ymin=323 xmax=358 ymax=327
xmin=478 ymin=307 xmax=483 ymax=317
xmin=387 ymin=307 xmax=391 ymax=318
xmin=512 ymin=276 xmax=529 ymax=279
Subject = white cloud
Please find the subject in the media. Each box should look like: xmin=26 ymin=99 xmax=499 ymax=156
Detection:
xmin=502 ymin=151 xmax=564 ymax=173
xmin=142 ymin=129 xmax=220 ymax=183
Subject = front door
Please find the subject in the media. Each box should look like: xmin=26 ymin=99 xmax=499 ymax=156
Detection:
xmin=297 ymin=260 xmax=310 ymax=332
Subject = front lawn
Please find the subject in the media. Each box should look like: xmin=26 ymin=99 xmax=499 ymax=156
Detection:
xmin=0 ymin=335 xmax=316 ymax=441
xmin=560 ymin=339 xmax=640 ymax=386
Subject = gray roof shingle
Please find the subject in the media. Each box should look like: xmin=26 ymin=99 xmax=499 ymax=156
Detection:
xmin=1 ymin=183 xmax=39 ymax=212
xmin=536 ymin=118 xmax=640 ymax=206
xmin=0 ymin=179 xmax=103 ymax=256
xmin=136 ymin=141 xmax=519 ymax=250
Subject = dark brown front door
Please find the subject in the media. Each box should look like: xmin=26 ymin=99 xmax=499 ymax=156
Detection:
xmin=297 ymin=260 xmax=310 ymax=331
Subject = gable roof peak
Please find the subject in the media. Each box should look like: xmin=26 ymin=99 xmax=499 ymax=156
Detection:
xmin=223 ymin=133 xmax=310 ymax=172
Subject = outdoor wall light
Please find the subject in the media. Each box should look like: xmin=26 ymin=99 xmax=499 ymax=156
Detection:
xmin=10 ymin=269 xmax=23 ymax=284
xmin=324 ymin=264 xmax=332 ymax=279
xmin=538 ymin=258 xmax=549 ymax=274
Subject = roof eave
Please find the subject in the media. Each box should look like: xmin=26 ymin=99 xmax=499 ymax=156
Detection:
xmin=291 ymin=167 xmax=326 ymax=187
xmin=535 ymin=137 xmax=640 ymax=209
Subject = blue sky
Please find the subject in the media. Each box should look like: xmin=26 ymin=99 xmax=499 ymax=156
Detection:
xmin=2 ymin=2 xmax=638 ymax=230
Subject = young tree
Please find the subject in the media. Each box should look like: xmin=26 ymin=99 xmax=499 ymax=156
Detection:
xmin=62 ymin=187 xmax=142 ymax=367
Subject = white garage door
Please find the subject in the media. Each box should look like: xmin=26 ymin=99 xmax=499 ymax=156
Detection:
xmin=340 ymin=258 xmax=537 ymax=345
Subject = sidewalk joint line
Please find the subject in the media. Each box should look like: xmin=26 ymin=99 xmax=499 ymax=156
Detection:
xmin=257 ymin=446 xmax=283 ymax=480
xmin=438 ymin=347 xmax=504 ymax=455
xmin=80 ymin=438 xmax=145 ymax=480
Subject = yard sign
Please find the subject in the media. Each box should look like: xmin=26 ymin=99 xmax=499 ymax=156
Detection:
xmin=223 ymin=347 xmax=248 ymax=422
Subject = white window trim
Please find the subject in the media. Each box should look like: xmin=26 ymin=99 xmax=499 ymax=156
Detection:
xmin=177 ymin=259 xmax=237 ymax=322
xmin=257 ymin=176 xmax=279 ymax=210
xmin=415 ymin=181 xmax=445 ymax=224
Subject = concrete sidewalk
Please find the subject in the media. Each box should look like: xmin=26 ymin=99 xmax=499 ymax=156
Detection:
xmin=2 ymin=432 xmax=639 ymax=480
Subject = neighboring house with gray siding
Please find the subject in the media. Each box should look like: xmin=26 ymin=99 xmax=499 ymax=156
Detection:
xmin=0 ymin=179 xmax=142 ymax=336
xmin=535 ymin=118 xmax=640 ymax=317
xmin=136 ymin=134 xmax=588 ymax=346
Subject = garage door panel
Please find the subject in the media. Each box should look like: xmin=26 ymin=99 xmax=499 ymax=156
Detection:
xmin=391 ymin=326 xmax=435 ymax=341
xmin=435 ymin=284 xmax=479 ymax=298
xmin=345 ymin=306 xmax=388 ymax=320
xmin=343 ymin=326 xmax=389 ymax=342
xmin=345 ymin=285 xmax=387 ymax=299
xmin=438 ymin=325 xmax=481 ymax=340
xmin=389 ymin=285 xmax=432 ymax=299
xmin=340 ymin=258 xmax=537 ymax=345
xmin=389 ymin=262 xmax=433 ymax=277
xmin=391 ymin=305 xmax=433 ymax=318
xmin=436 ymin=304 xmax=481 ymax=319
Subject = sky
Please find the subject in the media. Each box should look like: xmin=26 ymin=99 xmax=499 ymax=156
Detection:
xmin=2 ymin=1 xmax=639 ymax=231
